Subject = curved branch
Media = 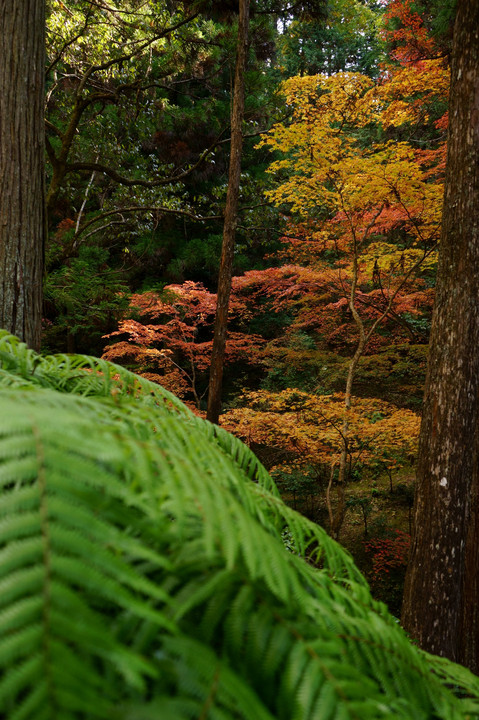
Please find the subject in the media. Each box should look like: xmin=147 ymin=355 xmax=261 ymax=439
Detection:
xmin=73 ymin=205 xmax=222 ymax=243
xmin=75 ymin=12 xmax=199 ymax=98
xmin=67 ymin=128 xmax=227 ymax=188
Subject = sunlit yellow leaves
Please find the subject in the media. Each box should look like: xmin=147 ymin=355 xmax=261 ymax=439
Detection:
xmin=361 ymin=243 xmax=437 ymax=276
xmin=374 ymin=59 xmax=450 ymax=129
xmin=259 ymin=65 xmax=444 ymax=271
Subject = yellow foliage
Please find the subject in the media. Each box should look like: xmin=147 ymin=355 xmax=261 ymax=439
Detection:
xmin=361 ymin=243 xmax=437 ymax=275
xmin=259 ymin=69 xmax=444 ymax=252
xmin=372 ymin=59 xmax=450 ymax=128
xmin=221 ymin=389 xmax=419 ymax=473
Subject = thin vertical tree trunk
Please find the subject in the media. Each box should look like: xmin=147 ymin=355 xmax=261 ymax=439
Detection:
xmin=207 ymin=0 xmax=249 ymax=424
xmin=402 ymin=0 xmax=479 ymax=673
xmin=0 ymin=1 xmax=45 ymax=351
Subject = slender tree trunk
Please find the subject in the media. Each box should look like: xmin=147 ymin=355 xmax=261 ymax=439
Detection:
xmin=206 ymin=0 xmax=249 ymax=424
xmin=329 ymin=204 xmax=384 ymax=539
xmin=402 ymin=0 xmax=479 ymax=673
xmin=331 ymin=248 xmax=366 ymax=539
xmin=0 ymin=1 xmax=45 ymax=351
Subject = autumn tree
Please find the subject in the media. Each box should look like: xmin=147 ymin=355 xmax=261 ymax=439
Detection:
xmin=259 ymin=64 xmax=445 ymax=536
xmin=221 ymin=388 xmax=419 ymax=516
xmin=102 ymin=280 xmax=266 ymax=411
xmin=103 ymin=6 xmax=446 ymax=542
xmin=383 ymin=0 xmax=455 ymax=65
xmin=402 ymin=0 xmax=479 ymax=673
xmin=0 ymin=0 xmax=45 ymax=350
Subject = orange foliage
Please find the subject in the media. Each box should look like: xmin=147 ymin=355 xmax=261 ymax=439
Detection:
xmin=221 ymin=388 xmax=419 ymax=476
xmin=102 ymin=282 xmax=265 ymax=408
xmin=232 ymin=260 xmax=433 ymax=353
xmin=103 ymin=10 xmax=442 ymax=501
xmin=383 ymin=0 xmax=440 ymax=65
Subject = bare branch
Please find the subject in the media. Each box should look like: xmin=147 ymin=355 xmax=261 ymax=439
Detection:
xmin=74 ymin=154 xmax=99 ymax=239
xmin=79 ymin=220 xmax=128 ymax=243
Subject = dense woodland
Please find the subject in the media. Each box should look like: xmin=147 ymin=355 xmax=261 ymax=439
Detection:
xmin=42 ymin=0 xmax=449 ymax=605
xmin=2 ymin=0 xmax=479 ymax=716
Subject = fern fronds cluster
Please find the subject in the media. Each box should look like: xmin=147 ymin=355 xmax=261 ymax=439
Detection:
xmin=0 ymin=330 xmax=478 ymax=719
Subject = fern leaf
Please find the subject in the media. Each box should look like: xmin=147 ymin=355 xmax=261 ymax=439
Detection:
xmin=0 ymin=332 xmax=478 ymax=719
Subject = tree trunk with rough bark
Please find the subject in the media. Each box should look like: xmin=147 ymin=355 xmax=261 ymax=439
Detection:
xmin=401 ymin=0 xmax=479 ymax=673
xmin=207 ymin=0 xmax=249 ymax=424
xmin=0 ymin=1 xmax=45 ymax=351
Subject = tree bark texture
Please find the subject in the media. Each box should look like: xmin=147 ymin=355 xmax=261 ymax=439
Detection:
xmin=0 ymin=1 xmax=45 ymax=351
xmin=207 ymin=0 xmax=249 ymax=424
xmin=401 ymin=0 xmax=479 ymax=673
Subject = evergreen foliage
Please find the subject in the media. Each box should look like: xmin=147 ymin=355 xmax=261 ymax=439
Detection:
xmin=44 ymin=246 xmax=130 ymax=354
xmin=276 ymin=0 xmax=382 ymax=78
xmin=0 ymin=331 xmax=478 ymax=719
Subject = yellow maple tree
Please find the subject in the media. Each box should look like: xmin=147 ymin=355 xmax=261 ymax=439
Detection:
xmin=259 ymin=70 xmax=444 ymax=251
xmin=257 ymin=62 xmax=446 ymax=537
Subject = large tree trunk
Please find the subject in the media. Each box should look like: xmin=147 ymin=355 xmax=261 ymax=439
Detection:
xmin=207 ymin=0 xmax=249 ymax=424
xmin=0 ymin=1 xmax=45 ymax=351
xmin=401 ymin=0 xmax=479 ymax=673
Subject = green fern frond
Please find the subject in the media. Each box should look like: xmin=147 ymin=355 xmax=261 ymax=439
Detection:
xmin=0 ymin=332 xmax=478 ymax=719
